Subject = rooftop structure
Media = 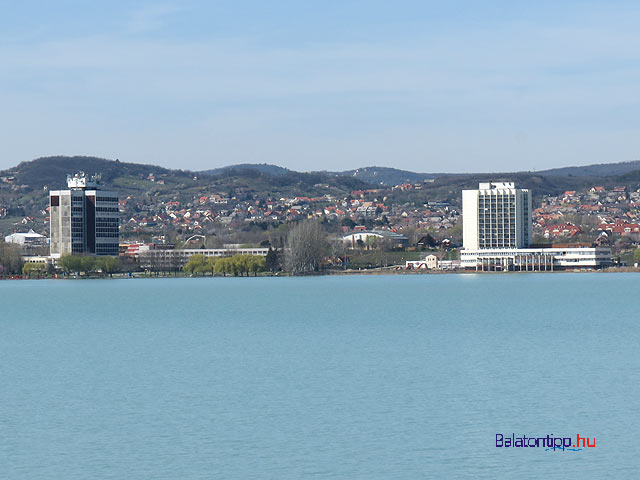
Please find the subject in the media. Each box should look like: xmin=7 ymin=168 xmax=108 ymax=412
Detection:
xmin=66 ymin=172 xmax=101 ymax=190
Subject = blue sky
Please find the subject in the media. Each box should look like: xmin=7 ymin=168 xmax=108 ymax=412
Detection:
xmin=1 ymin=1 xmax=639 ymax=173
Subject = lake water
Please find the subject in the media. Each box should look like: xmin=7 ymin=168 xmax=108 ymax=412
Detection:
xmin=1 ymin=274 xmax=639 ymax=478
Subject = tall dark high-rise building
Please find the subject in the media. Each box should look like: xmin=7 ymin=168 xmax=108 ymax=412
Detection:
xmin=49 ymin=173 xmax=119 ymax=257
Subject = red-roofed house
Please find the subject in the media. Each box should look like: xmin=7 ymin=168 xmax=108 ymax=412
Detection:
xmin=543 ymin=223 xmax=582 ymax=238
xmin=598 ymin=220 xmax=640 ymax=235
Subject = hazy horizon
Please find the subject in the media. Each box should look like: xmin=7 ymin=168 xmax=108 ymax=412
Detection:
xmin=2 ymin=1 xmax=640 ymax=172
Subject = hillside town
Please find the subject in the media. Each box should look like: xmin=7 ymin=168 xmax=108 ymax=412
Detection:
xmin=534 ymin=185 xmax=640 ymax=241
xmin=116 ymin=185 xmax=459 ymax=243
xmin=4 ymin=175 xmax=640 ymax=242
xmin=3 ymin=165 xmax=640 ymax=277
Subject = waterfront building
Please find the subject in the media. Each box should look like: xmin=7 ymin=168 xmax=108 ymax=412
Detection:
xmin=137 ymin=247 xmax=270 ymax=270
xmin=462 ymin=182 xmax=532 ymax=250
xmin=49 ymin=173 xmax=119 ymax=257
xmin=460 ymin=246 xmax=611 ymax=270
xmin=461 ymin=182 xmax=611 ymax=270
xmin=406 ymin=254 xmax=439 ymax=270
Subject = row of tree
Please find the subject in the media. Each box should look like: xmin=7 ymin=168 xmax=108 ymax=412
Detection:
xmin=57 ymin=255 xmax=121 ymax=276
xmin=183 ymin=254 xmax=266 ymax=276
xmin=3 ymin=220 xmax=332 ymax=278
xmin=183 ymin=220 xmax=330 ymax=276
xmin=22 ymin=262 xmax=52 ymax=277
xmin=181 ymin=221 xmax=329 ymax=276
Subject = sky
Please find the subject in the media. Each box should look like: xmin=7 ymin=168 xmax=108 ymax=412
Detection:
xmin=1 ymin=0 xmax=639 ymax=173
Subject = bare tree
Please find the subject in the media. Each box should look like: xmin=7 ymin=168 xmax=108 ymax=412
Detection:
xmin=329 ymin=238 xmax=348 ymax=270
xmin=285 ymin=220 xmax=329 ymax=275
xmin=139 ymin=250 xmax=170 ymax=275
xmin=0 ymin=241 xmax=24 ymax=275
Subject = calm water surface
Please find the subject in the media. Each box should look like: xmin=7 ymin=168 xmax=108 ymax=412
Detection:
xmin=1 ymin=274 xmax=639 ymax=478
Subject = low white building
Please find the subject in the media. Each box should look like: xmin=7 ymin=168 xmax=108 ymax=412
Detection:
xmin=22 ymin=255 xmax=53 ymax=265
xmin=439 ymin=260 xmax=461 ymax=270
xmin=139 ymin=247 xmax=269 ymax=269
xmin=460 ymin=247 xmax=611 ymax=271
xmin=406 ymin=254 xmax=439 ymax=270
xmin=4 ymin=229 xmax=47 ymax=246
xmin=343 ymin=230 xmax=408 ymax=249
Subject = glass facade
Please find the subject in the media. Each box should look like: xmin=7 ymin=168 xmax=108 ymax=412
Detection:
xmin=478 ymin=193 xmax=517 ymax=248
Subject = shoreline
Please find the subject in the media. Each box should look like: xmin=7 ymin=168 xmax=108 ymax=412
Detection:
xmin=3 ymin=266 xmax=639 ymax=280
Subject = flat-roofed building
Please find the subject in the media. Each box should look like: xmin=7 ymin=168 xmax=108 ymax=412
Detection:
xmin=342 ymin=230 xmax=409 ymax=249
xmin=138 ymin=247 xmax=269 ymax=270
xmin=460 ymin=246 xmax=611 ymax=271
xmin=406 ymin=254 xmax=439 ymax=270
xmin=462 ymin=182 xmax=532 ymax=250
xmin=49 ymin=173 xmax=119 ymax=257
xmin=461 ymin=182 xmax=611 ymax=270
xmin=4 ymin=229 xmax=47 ymax=246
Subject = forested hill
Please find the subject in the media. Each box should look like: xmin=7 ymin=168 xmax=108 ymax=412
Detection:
xmin=323 ymin=166 xmax=443 ymax=186
xmin=534 ymin=160 xmax=640 ymax=177
xmin=5 ymin=155 xmax=639 ymax=190
xmin=321 ymin=160 xmax=640 ymax=186
xmin=3 ymin=156 xmax=640 ymax=203
xmin=4 ymin=156 xmax=191 ymax=188
xmin=200 ymin=163 xmax=291 ymax=177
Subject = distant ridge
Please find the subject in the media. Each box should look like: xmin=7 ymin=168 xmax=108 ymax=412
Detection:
xmin=0 ymin=155 xmax=373 ymax=193
xmin=533 ymin=160 xmax=640 ymax=177
xmin=334 ymin=161 xmax=640 ymax=185
xmin=3 ymin=156 xmax=640 ymax=190
xmin=319 ymin=160 xmax=640 ymax=186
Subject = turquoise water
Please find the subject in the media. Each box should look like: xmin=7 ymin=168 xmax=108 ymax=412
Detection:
xmin=1 ymin=274 xmax=639 ymax=478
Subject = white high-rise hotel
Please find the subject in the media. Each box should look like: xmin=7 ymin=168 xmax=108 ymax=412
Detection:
xmin=460 ymin=182 xmax=610 ymax=270
xmin=462 ymin=182 xmax=531 ymax=250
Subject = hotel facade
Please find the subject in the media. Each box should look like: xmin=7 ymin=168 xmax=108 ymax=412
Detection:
xmin=49 ymin=173 xmax=119 ymax=257
xmin=461 ymin=182 xmax=611 ymax=270
xmin=462 ymin=182 xmax=531 ymax=250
